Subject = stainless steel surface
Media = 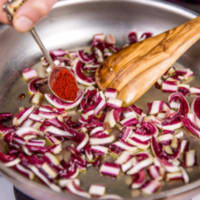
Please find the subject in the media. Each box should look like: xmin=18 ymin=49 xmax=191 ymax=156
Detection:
xmin=0 ymin=0 xmax=200 ymax=200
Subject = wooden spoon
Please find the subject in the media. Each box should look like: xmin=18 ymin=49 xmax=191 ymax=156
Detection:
xmin=96 ymin=16 xmax=200 ymax=106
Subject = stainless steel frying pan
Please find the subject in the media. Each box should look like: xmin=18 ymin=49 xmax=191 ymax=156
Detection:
xmin=0 ymin=0 xmax=200 ymax=199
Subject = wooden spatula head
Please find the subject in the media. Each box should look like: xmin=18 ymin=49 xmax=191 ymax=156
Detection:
xmin=96 ymin=16 xmax=200 ymax=106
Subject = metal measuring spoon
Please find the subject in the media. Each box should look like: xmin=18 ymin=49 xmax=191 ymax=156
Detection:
xmin=3 ymin=0 xmax=79 ymax=102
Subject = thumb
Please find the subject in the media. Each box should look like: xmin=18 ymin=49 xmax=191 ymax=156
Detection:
xmin=13 ymin=0 xmax=58 ymax=32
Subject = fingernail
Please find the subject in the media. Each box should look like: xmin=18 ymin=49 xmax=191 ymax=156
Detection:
xmin=15 ymin=16 xmax=33 ymax=32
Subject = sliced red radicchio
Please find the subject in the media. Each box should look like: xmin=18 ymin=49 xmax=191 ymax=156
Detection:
xmin=151 ymin=137 xmax=181 ymax=161
xmin=140 ymin=32 xmax=152 ymax=40
xmin=147 ymin=101 xmax=169 ymax=115
xmin=44 ymin=91 xmax=84 ymax=110
xmin=142 ymin=179 xmax=161 ymax=194
xmin=182 ymin=116 xmax=200 ymax=138
xmin=73 ymin=60 xmax=95 ymax=86
xmin=22 ymin=67 xmax=38 ymax=81
xmin=78 ymin=50 xmax=95 ymax=63
xmin=135 ymin=121 xmax=158 ymax=137
xmin=0 ymin=32 xmax=198 ymax=197
xmin=100 ymin=162 xmax=120 ymax=177
xmin=177 ymin=84 xmax=190 ymax=96
xmin=0 ymin=113 xmax=12 ymax=122
xmin=191 ymin=97 xmax=200 ymax=121
xmin=128 ymin=32 xmax=138 ymax=44
xmin=50 ymin=49 xmax=67 ymax=59
xmin=28 ymin=78 xmax=47 ymax=95
xmin=131 ymin=170 xmax=146 ymax=189
xmin=168 ymin=92 xmax=189 ymax=116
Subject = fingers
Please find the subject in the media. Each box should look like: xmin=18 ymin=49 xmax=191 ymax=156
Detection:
xmin=13 ymin=0 xmax=58 ymax=32
xmin=0 ymin=0 xmax=9 ymax=24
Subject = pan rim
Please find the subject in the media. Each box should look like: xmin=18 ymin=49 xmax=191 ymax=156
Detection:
xmin=0 ymin=0 xmax=199 ymax=199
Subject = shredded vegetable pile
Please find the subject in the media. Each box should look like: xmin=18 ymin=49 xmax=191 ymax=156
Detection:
xmin=0 ymin=32 xmax=200 ymax=199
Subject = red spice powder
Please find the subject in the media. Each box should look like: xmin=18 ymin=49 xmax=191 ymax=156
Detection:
xmin=51 ymin=68 xmax=78 ymax=101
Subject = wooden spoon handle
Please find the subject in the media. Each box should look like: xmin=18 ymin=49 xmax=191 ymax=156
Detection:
xmin=97 ymin=16 xmax=200 ymax=93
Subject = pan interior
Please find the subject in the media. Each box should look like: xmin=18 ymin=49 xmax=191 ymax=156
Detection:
xmin=0 ymin=0 xmax=200 ymax=199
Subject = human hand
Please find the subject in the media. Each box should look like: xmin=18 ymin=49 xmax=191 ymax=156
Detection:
xmin=0 ymin=0 xmax=58 ymax=32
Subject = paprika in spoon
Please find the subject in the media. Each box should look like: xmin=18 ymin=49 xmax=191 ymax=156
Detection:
xmin=49 ymin=67 xmax=79 ymax=102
